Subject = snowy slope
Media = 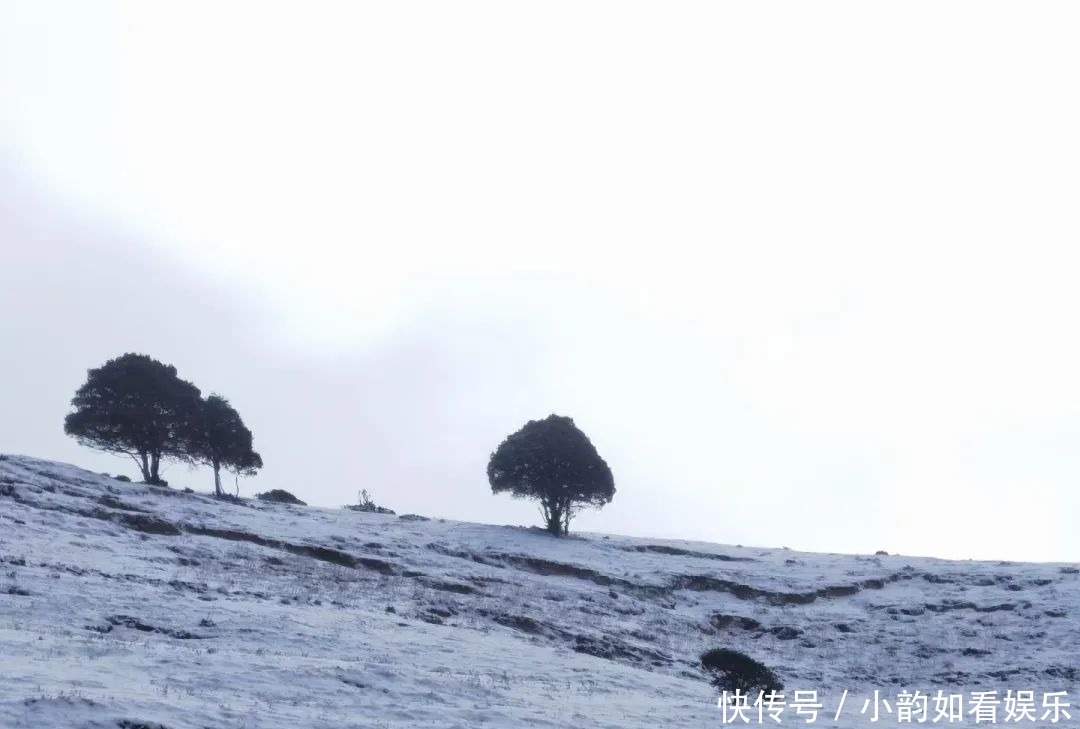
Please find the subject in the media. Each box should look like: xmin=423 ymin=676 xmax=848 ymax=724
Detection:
xmin=1 ymin=454 xmax=1077 ymax=729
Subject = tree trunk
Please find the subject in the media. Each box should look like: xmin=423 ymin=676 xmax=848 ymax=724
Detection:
xmin=544 ymin=500 xmax=563 ymax=536
xmin=213 ymin=459 xmax=222 ymax=497
xmin=138 ymin=451 xmax=151 ymax=483
xmin=149 ymin=452 xmax=161 ymax=485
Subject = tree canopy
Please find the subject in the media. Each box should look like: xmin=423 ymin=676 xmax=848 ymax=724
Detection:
xmin=487 ymin=414 xmax=615 ymax=535
xmin=64 ymin=353 xmax=201 ymax=484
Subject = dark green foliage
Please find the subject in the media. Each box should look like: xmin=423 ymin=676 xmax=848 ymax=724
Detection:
xmin=488 ymin=414 xmax=615 ymax=535
xmin=700 ymin=648 xmax=783 ymax=695
xmin=64 ymin=353 xmax=202 ymax=484
xmin=256 ymin=489 xmax=306 ymax=505
xmin=184 ymin=394 xmax=262 ymax=497
xmin=114 ymin=475 xmax=132 ymax=483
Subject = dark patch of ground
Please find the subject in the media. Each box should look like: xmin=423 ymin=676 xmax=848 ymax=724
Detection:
xmin=118 ymin=513 xmax=182 ymax=535
xmin=96 ymin=495 xmax=148 ymax=512
xmin=184 ymin=525 xmax=395 ymax=575
xmin=418 ymin=578 xmax=477 ymax=595
xmin=87 ymin=614 xmax=206 ymax=640
xmin=709 ymin=614 xmax=763 ymax=632
xmin=618 ymin=544 xmax=753 ymax=562
xmin=573 ymin=633 xmax=673 ymax=667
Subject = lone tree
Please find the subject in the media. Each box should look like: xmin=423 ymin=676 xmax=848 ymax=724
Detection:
xmin=184 ymin=394 xmax=263 ymax=497
xmin=487 ymin=414 xmax=615 ymax=536
xmin=64 ymin=353 xmax=201 ymax=484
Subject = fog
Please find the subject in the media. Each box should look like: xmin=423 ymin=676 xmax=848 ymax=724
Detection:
xmin=3 ymin=2 xmax=1080 ymax=561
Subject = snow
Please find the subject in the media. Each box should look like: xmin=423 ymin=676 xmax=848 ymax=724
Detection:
xmin=1 ymin=454 xmax=1077 ymax=728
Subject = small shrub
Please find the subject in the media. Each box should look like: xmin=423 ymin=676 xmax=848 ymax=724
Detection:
xmin=256 ymin=489 xmax=306 ymax=506
xmin=701 ymin=648 xmax=783 ymax=695
xmin=344 ymin=489 xmax=395 ymax=515
xmin=115 ymin=475 xmax=132 ymax=483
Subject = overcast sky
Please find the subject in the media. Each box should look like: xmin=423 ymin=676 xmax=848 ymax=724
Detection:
xmin=3 ymin=2 xmax=1080 ymax=562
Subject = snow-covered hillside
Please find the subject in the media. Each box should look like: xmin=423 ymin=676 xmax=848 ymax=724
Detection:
xmin=1 ymin=455 xmax=1077 ymax=729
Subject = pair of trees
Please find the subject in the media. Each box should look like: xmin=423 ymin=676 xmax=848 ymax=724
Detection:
xmin=488 ymin=414 xmax=615 ymax=536
xmin=64 ymin=353 xmax=261 ymax=495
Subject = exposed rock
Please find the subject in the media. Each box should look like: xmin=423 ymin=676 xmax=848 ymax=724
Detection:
xmin=118 ymin=514 xmax=182 ymax=536
xmin=710 ymin=614 xmax=763 ymax=632
xmin=770 ymin=626 xmax=803 ymax=640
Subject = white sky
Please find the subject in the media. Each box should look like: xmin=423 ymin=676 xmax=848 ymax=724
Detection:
xmin=3 ymin=2 xmax=1080 ymax=561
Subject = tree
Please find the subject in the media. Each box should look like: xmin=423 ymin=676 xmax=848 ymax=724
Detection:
xmin=64 ymin=353 xmax=201 ymax=484
xmin=184 ymin=394 xmax=262 ymax=497
xmin=487 ymin=414 xmax=615 ymax=536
